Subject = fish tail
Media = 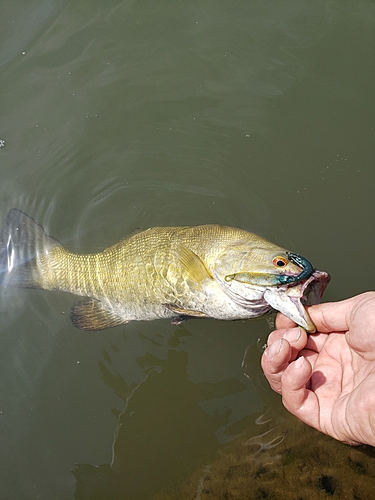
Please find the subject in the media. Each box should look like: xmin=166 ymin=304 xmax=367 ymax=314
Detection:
xmin=0 ymin=209 xmax=62 ymax=289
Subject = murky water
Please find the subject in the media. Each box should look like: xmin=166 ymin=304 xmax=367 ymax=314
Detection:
xmin=0 ymin=1 xmax=374 ymax=498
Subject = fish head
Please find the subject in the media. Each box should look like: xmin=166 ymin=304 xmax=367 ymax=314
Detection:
xmin=213 ymin=240 xmax=330 ymax=332
xmin=214 ymin=241 xmax=309 ymax=288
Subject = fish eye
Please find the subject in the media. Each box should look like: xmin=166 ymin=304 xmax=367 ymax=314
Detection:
xmin=272 ymin=256 xmax=288 ymax=267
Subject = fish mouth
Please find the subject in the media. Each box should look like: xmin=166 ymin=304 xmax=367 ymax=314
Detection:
xmin=263 ymin=269 xmax=331 ymax=333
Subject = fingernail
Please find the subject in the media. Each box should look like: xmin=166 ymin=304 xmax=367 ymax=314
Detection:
xmin=284 ymin=327 xmax=302 ymax=343
xmin=294 ymin=356 xmax=305 ymax=369
xmin=268 ymin=338 xmax=282 ymax=359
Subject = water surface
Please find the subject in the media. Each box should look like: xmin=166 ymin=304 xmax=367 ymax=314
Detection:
xmin=0 ymin=1 xmax=374 ymax=498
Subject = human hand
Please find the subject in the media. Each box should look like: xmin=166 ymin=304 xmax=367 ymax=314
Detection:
xmin=261 ymin=292 xmax=375 ymax=446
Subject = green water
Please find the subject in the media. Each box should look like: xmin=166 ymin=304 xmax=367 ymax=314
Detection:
xmin=0 ymin=1 xmax=374 ymax=498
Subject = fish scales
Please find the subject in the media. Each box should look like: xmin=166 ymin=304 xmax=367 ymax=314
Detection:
xmin=41 ymin=226 xmax=237 ymax=297
xmin=0 ymin=209 xmax=330 ymax=331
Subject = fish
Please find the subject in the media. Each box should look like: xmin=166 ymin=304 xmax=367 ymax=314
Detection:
xmin=0 ymin=209 xmax=330 ymax=332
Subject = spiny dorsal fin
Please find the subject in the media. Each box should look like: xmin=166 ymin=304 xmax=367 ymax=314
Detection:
xmin=70 ymin=298 xmax=127 ymax=331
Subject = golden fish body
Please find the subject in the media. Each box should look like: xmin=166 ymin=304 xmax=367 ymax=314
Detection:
xmin=0 ymin=209 xmax=330 ymax=331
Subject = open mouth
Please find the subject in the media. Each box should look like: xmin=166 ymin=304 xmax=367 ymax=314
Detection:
xmin=264 ymin=268 xmax=331 ymax=333
xmin=300 ymin=269 xmax=331 ymax=306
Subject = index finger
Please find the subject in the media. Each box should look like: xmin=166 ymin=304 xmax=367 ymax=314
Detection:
xmin=275 ymin=313 xmax=297 ymax=330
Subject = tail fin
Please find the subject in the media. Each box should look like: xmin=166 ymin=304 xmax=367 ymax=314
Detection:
xmin=0 ymin=209 xmax=62 ymax=289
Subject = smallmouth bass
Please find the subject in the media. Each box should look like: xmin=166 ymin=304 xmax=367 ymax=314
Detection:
xmin=0 ymin=209 xmax=330 ymax=332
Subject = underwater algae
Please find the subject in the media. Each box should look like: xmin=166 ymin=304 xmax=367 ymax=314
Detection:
xmin=154 ymin=409 xmax=375 ymax=500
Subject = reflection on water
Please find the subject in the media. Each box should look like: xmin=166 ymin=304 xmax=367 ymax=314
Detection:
xmin=1 ymin=0 xmax=375 ymax=498
xmin=245 ymin=418 xmax=284 ymax=466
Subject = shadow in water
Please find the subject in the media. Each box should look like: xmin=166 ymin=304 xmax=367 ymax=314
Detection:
xmin=72 ymin=348 xmax=247 ymax=499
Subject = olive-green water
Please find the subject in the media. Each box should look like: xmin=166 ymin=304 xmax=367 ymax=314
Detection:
xmin=0 ymin=1 xmax=374 ymax=499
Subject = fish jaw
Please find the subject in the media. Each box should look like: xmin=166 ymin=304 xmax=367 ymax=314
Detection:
xmin=263 ymin=270 xmax=331 ymax=333
xmin=264 ymin=287 xmax=316 ymax=332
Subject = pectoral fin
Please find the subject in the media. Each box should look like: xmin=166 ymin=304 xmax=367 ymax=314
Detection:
xmin=178 ymin=245 xmax=212 ymax=284
xmin=70 ymin=299 xmax=127 ymax=331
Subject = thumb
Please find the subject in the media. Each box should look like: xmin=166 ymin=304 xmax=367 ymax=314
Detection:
xmin=308 ymin=293 xmax=375 ymax=356
xmin=307 ymin=296 xmax=356 ymax=333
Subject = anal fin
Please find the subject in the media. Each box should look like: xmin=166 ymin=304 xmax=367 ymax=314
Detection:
xmin=70 ymin=298 xmax=127 ymax=331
